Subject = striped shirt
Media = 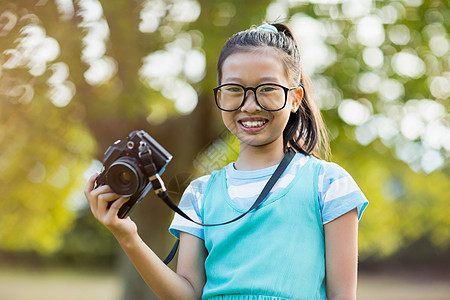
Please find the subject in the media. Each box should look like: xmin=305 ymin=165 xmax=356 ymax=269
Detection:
xmin=170 ymin=153 xmax=368 ymax=240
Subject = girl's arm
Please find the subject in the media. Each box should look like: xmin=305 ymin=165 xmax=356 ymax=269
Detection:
xmin=85 ymin=174 xmax=206 ymax=300
xmin=176 ymin=232 xmax=208 ymax=296
xmin=324 ymin=208 xmax=359 ymax=300
xmin=116 ymin=230 xmax=206 ymax=299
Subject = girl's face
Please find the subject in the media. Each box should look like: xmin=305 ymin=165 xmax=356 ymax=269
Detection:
xmin=219 ymin=49 xmax=301 ymax=150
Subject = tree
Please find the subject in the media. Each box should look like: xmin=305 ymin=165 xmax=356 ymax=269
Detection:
xmin=1 ymin=0 xmax=449 ymax=299
xmin=1 ymin=0 xmax=271 ymax=298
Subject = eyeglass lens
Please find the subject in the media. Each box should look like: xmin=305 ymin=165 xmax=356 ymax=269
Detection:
xmin=216 ymin=84 xmax=286 ymax=111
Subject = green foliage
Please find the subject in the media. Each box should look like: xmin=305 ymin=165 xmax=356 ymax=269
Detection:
xmin=331 ymin=139 xmax=449 ymax=258
xmin=0 ymin=101 xmax=96 ymax=253
xmin=0 ymin=1 xmax=96 ymax=253
xmin=0 ymin=0 xmax=448 ymax=265
xmin=57 ymin=210 xmax=118 ymax=266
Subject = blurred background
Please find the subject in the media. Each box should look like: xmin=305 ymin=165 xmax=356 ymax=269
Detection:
xmin=0 ymin=0 xmax=449 ymax=299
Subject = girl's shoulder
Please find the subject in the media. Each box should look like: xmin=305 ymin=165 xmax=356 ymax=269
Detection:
xmin=182 ymin=166 xmax=228 ymax=204
xmin=316 ymin=159 xmax=355 ymax=184
xmin=185 ymin=173 xmax=212 ymax=194
xmin=314 ymin=159 xmax=369 ymax=223
xmin=287 ymin=154 xmax=353 ymax=188
xmin=169 ymin=173 xmax=217 ymax=240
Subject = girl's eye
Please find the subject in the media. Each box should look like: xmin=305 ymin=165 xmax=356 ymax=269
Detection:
xmin=260 ymin=86 xmax=277 ymax=93
xmin=225 ymin=86 xmax=242 ymax=93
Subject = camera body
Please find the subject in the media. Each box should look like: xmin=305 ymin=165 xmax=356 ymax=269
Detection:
xmin=96 ymin=130 xmax=172 ymax=218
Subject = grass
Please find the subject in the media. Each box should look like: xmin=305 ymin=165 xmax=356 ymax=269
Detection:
xmin=0 ymin=267 xmax=122 ymax=300
xmin=358 ymin=271 xmax=450 ymax=300
xmin=0 ymin=267 xmax=449 ymax=300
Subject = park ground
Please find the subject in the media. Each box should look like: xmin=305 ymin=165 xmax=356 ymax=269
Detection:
xmin=0 ymin=266 xmax=449 ymax=300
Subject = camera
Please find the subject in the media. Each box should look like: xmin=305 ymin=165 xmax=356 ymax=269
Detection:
xmin=96 ymin=130 xmax=172 ymax=218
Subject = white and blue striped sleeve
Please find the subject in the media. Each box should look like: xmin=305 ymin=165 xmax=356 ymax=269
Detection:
xmin=318 ymin=161 xmax=368 ymax=224
xmin=168 ymin=175 xmax=209 ymax=240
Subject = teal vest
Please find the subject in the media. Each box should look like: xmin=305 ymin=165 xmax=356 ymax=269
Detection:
xmin=202 ymin=157 xmax=326 ymax=300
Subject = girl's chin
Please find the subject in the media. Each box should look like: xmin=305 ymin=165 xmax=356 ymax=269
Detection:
xmin=238 ymin=136 xmax=278 ymax=148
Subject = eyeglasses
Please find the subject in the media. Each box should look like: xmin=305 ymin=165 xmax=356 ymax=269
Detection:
xmin=213 ymin=83 xmax=297 ymax=112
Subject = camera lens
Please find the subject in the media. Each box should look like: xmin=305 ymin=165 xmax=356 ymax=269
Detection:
xmin=106 ymin=157 xmax=146 ymax=197
xmin=118 ymin=171 xmax=132 ymax=185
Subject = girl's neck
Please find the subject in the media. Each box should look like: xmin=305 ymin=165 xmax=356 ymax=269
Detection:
xmin=234 ymin=142 xmax=285 ymax=171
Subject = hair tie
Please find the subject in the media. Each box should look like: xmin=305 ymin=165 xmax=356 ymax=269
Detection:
xmin=257 ymin=23 xmax=278 ymax=34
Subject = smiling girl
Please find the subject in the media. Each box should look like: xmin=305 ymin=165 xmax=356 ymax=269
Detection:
xmin=85 ymin=23 xmax=368 ymax=300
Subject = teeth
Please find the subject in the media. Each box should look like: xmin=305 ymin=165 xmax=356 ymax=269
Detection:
xmin=241 ymin=120 xmax=266 ymax=128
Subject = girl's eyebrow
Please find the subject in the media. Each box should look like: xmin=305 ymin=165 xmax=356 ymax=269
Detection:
xmin=222 ymin=77 xmax=242 ymax=83
xmin=222 ymin=76 xmax=281 ymax=84
xmin=259 ymin=76 xmax=281 ymax=82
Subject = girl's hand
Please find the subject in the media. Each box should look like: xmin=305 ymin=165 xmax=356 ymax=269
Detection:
xmin=84 ymin=173 xmax=137 ymax=240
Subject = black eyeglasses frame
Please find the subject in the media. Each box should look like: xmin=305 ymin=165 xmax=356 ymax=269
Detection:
xmin=213 ymin=83 xmax=298 ymax=112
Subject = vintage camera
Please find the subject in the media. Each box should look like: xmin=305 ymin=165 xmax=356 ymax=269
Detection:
xmin=96 ymin=130 xmax=172 ymax=218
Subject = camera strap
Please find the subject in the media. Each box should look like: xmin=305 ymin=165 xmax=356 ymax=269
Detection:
xmin=148 ymin=148 xmax=296 ymax=264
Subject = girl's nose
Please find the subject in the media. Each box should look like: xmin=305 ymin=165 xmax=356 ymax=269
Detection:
xmin=240 ymin=90 xmax=261 ymax=112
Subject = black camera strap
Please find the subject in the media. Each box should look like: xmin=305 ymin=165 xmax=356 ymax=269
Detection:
xmin=148 ymin=148 xmax=296 ymax=264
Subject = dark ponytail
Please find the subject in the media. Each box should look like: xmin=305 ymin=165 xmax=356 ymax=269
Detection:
xmin=217 ymin=23 xmax=330 ymax=159
xmin=286 ymin=69 xmax=330 ymax=159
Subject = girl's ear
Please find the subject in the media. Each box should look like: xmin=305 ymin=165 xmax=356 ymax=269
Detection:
xmin=291 ymin=86 xmax=303 ymax=113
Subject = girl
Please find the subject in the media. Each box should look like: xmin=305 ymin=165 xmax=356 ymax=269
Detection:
xmin=85 ymin=23 xmax=368 ymax=300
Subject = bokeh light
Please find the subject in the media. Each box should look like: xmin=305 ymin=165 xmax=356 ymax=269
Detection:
xmin=139 ymin=30 xmax=205 ymax=115
xmin=78 ymin=0 xmax=117 ymax=86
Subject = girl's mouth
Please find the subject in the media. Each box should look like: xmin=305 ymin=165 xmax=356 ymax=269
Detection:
xmin=238 ymin=119 xmax=268 ymax=132
xmin=240 ymin=120 xmax=267 ymax=128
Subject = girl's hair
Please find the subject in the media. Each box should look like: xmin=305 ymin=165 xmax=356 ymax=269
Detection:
xmin=217 ymin=23 xmax=330 ymax=159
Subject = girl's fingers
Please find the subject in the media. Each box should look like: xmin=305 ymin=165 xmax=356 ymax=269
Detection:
xmin=85 ymin=173 xmax=98 ymax=193
xmin=101 ymin=197 xmax=130 ymax=226
xmin=84 ymin=173 xmax=135 ymax=234
xmin=85 ymin=173 xmax=100 ymax=213
xmin=85 ymin=172 xmax=118 ymax=218
xmin=98 ymin=192 xmax=120 ymax=203
xmin=106 ymin=197 xmax=130 ymax=217
xmin=97 ymin=192 xmax=121 ymax=213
